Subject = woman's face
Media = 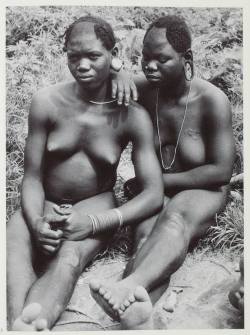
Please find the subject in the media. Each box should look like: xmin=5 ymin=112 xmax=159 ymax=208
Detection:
xmin=67 ymin=22 xmax=112 ymax=89
xmin=142 ymin=27 xmax=184 ymax=88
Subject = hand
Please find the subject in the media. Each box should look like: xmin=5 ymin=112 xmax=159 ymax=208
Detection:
xmin=111 ymin=70 xmax=138 ymax=106
xmin=33 ymin=216 xmax=65 ymax=256
xmin=53 ymin=205 xmax=93 ymax=241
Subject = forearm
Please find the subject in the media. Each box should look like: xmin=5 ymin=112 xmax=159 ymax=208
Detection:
xmin=163 ymin=164 xmax=232 ymax=191
xmin=21 ymin=176 xmax=45 ymax=230
xmin=118 ymin=188 xmax=163 ymax=226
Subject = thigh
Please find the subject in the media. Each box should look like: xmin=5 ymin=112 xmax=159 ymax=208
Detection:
xmin=163 ymin=186 xmax=228 ymax=242
xmin=7 ymin=209 xmax=33 ymax=259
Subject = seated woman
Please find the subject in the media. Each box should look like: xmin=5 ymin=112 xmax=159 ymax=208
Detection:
xmin=7 ymin=16 xmax=164 ymax=331
xmin=89 ymin=15 xmax=236 ymax=328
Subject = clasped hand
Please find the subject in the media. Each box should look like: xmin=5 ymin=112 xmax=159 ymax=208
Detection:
xmin=51 ymin=205 xmax=93 ymax=241
xmin=34 ymin=206 xmax=92 ymax=255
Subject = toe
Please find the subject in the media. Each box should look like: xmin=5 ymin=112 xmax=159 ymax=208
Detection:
xmin=120 ymin=304 xmax=126 ymax=311
xmin=99 ymin=287 xmax=106 ymax=296
xmin=123 ymin=299 xmax=131 ymax=307
xmin=128 ymin=294 xmax=136 ymax=303
xmin=22 ymin=303 xmax=42 ymax=323
xmin=104 ymin=292 xmax=111 ymax=300
xmin=89 ymin=280 xmax=101 ymax=292
xmin=113 ymin=303 xmax=120 ymax=311
xmin=118 ymin=308 xmax=124 ymax=315
xmin=108 ymin=298 xmax=115 ymax=306
xmin=134 ymin=286 xmax=150 ymax=302
xmin=34 ymin=318 xmax=48 ymax=331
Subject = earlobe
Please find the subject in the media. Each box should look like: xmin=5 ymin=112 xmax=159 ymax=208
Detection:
xmin=111 ymin=57 xmax=123 ymax=72
xmin=183 ymin=49 xmax=194 ymax=81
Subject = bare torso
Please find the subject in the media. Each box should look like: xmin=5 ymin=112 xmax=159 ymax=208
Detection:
xmin=42 ymin=82 xmax=129 ymax=203
xmin=139 ymin=77 xmax=210 ymax=173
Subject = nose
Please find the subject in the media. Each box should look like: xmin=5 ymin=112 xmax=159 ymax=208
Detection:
xmin=77 ymin=58 xmax=91 ymax=72
xmin=147 ymin=60 xmax=158 ymax=72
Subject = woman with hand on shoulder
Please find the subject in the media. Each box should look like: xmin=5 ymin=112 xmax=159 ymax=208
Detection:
xmin=90 ymin=15 xmax=235 ymax=328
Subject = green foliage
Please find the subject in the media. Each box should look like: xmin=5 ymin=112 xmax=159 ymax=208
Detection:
xmin=6 ymin=7 xmax=243 ymax=252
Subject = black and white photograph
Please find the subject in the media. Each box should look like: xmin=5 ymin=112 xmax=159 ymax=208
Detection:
xmin=4 ymin=3 xmax=245 ymax=332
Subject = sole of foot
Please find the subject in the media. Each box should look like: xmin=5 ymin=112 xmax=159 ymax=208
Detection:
xmin=89 ymin=280 xmax=119 ymax=321
xmin=12 ymin=303 xmax=48 ymax=331
xmin=119 ymin=286 xmax=153 ymax=330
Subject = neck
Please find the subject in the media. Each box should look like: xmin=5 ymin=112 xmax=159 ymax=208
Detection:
xmin=160 ymin=76 xmax=190 ymax=102
xmin=74 ymin=77 xmax=112 ymax=102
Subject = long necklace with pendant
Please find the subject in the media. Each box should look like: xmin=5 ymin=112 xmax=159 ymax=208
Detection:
xmin=155 ymin=81 xmax=192 ymax=171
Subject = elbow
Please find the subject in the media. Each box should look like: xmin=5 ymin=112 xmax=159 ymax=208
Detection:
xmin=215 ymin=166 xmax=233 ymax=186
xmin=146 ymin=186 xmax=164 ymax=214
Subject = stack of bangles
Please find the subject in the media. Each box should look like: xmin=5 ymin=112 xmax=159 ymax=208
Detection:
xmin=87 ymin=208 xmax=123 ymax=235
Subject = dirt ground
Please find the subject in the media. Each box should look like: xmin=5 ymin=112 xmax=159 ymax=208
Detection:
xmin=52 ymin=250 xmax=243 ymax=331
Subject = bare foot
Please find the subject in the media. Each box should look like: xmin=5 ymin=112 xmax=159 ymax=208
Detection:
xmin=119 ymin=286 xmax=153 ymax=330
xmin=89 ymin=278 xmax=137 ymax=320
xmin=12 ymin=303 xmax=48 ymax=331
xmin=229 ymin=257 xmax=244 ymax=313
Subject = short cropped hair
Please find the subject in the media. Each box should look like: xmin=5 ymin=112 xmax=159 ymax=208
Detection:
xmin=63 ymin=16 xmax=116 ymax=51
xmin=143 ymin=15 xmax=191 ymax=53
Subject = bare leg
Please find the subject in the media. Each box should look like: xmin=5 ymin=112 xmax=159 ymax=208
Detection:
xmin=8 ymin=191 xmax=116 ymax=330
xmin=90 ymin=187 xmax=228 ymax=324
xmin=7 ymin=210 xmax=37 ymax=327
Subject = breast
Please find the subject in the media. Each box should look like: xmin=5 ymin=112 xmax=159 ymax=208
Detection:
xmin=178 ymin=129 xmax=206 ymax=168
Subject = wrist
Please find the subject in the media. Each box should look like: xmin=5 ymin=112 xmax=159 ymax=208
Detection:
xmin=87 ymin=208 xmax=123 ymax=235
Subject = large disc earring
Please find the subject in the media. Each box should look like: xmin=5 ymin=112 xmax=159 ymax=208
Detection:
xmin=111 ymin=57 xmax=123 ymax=72
xmin=184 ymin=62 xmax=193 ymax=81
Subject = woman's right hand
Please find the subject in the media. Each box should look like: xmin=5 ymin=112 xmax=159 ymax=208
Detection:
xmin=33 ymin=215 xmax=66 ymax=256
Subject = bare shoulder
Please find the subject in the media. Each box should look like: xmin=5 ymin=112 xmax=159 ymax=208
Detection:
xmin=32 ymin=81 xmax=73 ymax=105
xmin=126 ymin=101 xmax=153 ymax=137
xmin=195 ymin=77 xmax=231 ymax=120
xmin=30 ymin=81 xmax=74 ymax=121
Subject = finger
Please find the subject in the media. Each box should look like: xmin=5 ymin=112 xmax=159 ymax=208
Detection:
xmin=53 ymin=204 xmax=72 ymax=216
xmin=111 ymin=80 xmax=118 ymax=99
xmin=117 ymin=82 xmax=124 ymax=105
xmin=124 ymin=84 xmax=131 ymax=106
xmin=42 ymin=227 xmax=63 ymax=239
xmin=45 ymin=213 xmax=69 ymax=225
xmin=40 ymin=238 xmax=61 ymax=247
xmin=130 ymin=81 xmax=138 ymax=101
xmin=42 ymin=245 xmax=56 ymax=254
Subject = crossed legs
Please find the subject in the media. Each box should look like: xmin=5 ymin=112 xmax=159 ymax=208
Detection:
xmin=90 ymin=187 xmax=228 ymax=328
xmin=7 ymin=191 xmax=116 ymax=330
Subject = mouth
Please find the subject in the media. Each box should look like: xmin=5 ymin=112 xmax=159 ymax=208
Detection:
xmin=145 ymin=74 xmax=161 ymax=81
xmin=77 ymin=75 xmax=94 ymax=81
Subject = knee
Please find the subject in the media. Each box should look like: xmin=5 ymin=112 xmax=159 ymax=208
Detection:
xmin=160 ymin=210 xmax=187 ymax=238
xmin=56 ymin=243 xmax=81 ymax=273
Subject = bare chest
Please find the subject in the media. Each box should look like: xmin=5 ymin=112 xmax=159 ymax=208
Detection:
xmin=46 ymin=107 xmax=125 ymax=166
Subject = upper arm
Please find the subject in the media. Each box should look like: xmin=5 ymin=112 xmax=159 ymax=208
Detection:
xmin=24 ymin=92 xmax=50 ymax=180
xmin=204 ymin=90 xmax=235 ymax=177
xmin=128 ymin=104 xmax=163 ymax=193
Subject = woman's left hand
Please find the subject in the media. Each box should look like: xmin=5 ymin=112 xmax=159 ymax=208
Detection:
xmin=111 ymin=70 xmax=138 ymax=106
xmin=52 ymin=205 xmax=93 ymax=241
